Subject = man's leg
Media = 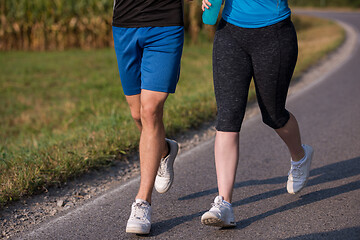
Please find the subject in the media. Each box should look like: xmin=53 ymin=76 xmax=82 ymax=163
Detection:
xmin=125 ymin=94 xmax=142 ymax=131
xmin=135 ymin=90 xmax=169 ymax=204
xmin=124 ymin=91 xmax=171 ymax=234
xmin=124 ymin=26 xmax=183 ymax=234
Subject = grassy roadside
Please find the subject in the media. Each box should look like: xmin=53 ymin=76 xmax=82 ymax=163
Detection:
xmin=0 ymin=15 xmax=345 ymax=206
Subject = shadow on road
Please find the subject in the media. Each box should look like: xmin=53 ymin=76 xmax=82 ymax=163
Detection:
xmin=149 ymin=157 xmax=360 ymax=236
xmin=179 ymin=156 xmax=360 ymax=201
xmin=236 ymin=180 xmax=360 ymax=228
xmin=282 ymin=226 xmax=360 ymax=240
xmin=150 ymin=211 xmax=206 ymax=237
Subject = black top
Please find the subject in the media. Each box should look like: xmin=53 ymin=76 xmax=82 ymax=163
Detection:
xmin=112 ymin=0 xmax=184 ymax=28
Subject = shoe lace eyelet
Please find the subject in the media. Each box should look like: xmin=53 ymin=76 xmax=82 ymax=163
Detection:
xmin=133 ymin=203 xmax=148 ymax=220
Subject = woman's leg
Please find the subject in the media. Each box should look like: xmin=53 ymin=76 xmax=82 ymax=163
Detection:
xmin=275 ymin=112 xmax=304 ymax=161
xmin=215 ymin=131 xmax=239 ymax=203
xmin=249 ymin=18 xmax=312 ymax=193
xmin=250 ymin=18 xmax=302 ymax=160
xmin=212 ymin=20 xmax=252 ymax=203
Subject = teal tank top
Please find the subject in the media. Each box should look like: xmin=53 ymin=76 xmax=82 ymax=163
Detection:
xmin=222 ymin=0 xmax=291 ymax=28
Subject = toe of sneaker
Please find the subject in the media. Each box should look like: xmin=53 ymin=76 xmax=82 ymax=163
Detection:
xmin=201 ymin=211 xmax=219 ymax=221
xmin=126 ymin=222 xmax=151 ymax=234
xmin=154 ymin=177 xmax=171 ymax=193
xmin=287 ymin=184 xmax=296 ymax=194
xmin=287 ymin=181 xmax=305 ymax=194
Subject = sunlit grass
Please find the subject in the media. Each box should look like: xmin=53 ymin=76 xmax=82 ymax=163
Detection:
xmin=293 ymin=14 xmax=345 ymax=76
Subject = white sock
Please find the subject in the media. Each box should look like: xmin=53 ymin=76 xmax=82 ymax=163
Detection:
xmin=291 ymin=157 xmax=306 ymax=165
xmin=291 ymin=147 xmax=307 ymax=165
xmin=135 ymin=198 xmax=150 ymax=206
xmin=223 ymin=200 xmax=232 ymax=206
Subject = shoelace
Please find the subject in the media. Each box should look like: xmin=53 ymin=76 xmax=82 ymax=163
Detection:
xmin=132 ymin=203 xmax=148 ymax=220
xmin=209 ymin=199 xmax=226 ymax=218
xmin=211 ymin=199 xmax=224 ymax=209
xmin=157 ymin=158 xmax=167 ymax=177
xmin=288 ymin=162 xmax=304 ymax=178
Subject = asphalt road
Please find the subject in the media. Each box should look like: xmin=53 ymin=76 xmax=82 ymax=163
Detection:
xmin=18 ymin=11 xmax=360 ymax=240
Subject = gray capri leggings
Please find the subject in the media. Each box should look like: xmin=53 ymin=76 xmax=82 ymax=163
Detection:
xmin=213 ymin=17 xmax=298 ymax=132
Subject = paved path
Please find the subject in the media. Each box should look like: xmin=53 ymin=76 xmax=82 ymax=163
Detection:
xmin=18 ymin=11 xmax=360 ymax=240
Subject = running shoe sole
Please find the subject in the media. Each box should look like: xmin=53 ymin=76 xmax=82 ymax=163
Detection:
xmin=201 ymin=212 xmax=236 ymax=228
xmin=126 ymin=226 xmax=150 ymax=235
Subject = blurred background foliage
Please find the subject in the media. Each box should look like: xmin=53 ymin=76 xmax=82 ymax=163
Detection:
xmin=0 ymin=0 xmax=210 ymax=51
xmin=1 ymin=0 xmax=358 ymax=51
xmin=290 ymin=0 xmax=360 ymax=8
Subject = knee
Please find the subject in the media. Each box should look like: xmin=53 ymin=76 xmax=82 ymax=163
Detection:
xmin=140 ymin=102 xmax=163 ymax=124
xmin=262 ymin=111 xmax=290 ymax=129
xmin=130 ymin=111 xmax=141 ymax=126
xmin=216 ymin=109 xmax=243 ymax=132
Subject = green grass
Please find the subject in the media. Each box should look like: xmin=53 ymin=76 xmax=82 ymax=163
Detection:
xmin=0 ymin=15 xmax=345 ymax=206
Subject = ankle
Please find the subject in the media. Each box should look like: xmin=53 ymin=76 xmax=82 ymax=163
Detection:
xmin=161 ymin=140 xmax=170 ymax=158
xmin=291 ymin=146 xmax=305 ymax=162
xmin=223 ymin=199 xmax=232 ymax=206
xmin=219 ymin=195 xmax=232 ymax=204
xmin=135 ymin=195 xmax=151 ymax=205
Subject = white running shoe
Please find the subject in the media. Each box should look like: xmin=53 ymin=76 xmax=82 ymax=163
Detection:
xmin=154 ymin=139 xmax=179 ymax=194
xmin=201 ymin=196 xmax=236 ymax=228
xmin=126 ymin=199 xmax=152 ymax=234
xmin=287 ymin=144 xmax=314 ymax=194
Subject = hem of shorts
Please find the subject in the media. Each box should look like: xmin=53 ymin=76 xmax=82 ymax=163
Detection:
xmin=112 ymin=22 xmax=184 ymax=28
xmin=215 ymin=126 xmax=241 ymax=133
xmin=124 ymin=90 xmax=141 ymax=96
xmin=141 ymin=86 xmax=176 ymax=94
xmin=271 ymin=115 xmax=290 ymax=130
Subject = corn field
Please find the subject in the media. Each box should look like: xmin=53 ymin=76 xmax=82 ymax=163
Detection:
xmin=0 ymin=0 xmax=211 ymax=51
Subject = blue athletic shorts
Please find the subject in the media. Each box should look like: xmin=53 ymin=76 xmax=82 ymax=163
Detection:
xmin=113 ymin=26 xmax=184 ymax=96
